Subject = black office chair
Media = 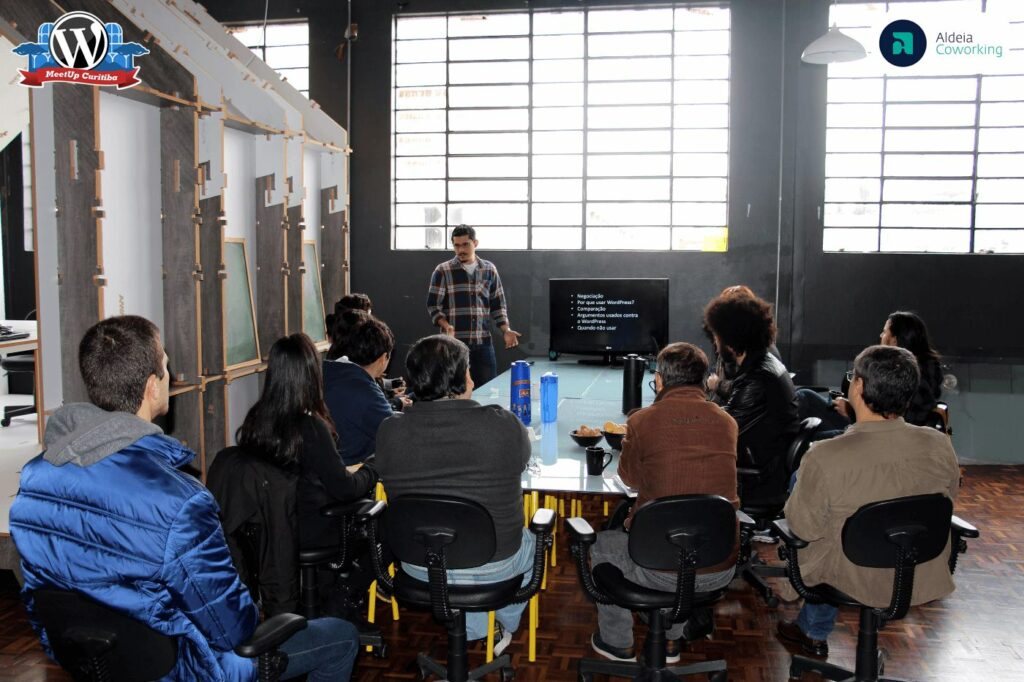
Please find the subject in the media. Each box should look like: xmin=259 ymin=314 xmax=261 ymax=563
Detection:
xmin=774 ymin=493 xmax=979 ymax=682
xmin=1 ymin=353 xmax=36 ymax=426
xmin=365 ymin=495 xmax=555 ymax=682
xmin=568 ymin=494 xmax=737 ymax=682
xmin=31 ymin=588 xmax=305 ymax=682
xmin=235 ymin=500 xmax=388 ymax=657
xmin=737 ymin=416 xmax=821 ymax=606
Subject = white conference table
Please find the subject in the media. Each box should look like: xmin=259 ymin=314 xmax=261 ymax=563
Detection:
xmin=472 ymin=359 xmax=656 ymax=495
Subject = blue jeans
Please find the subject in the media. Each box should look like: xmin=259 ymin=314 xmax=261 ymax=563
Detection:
xmin=278 ymin=617 xmax=359 ymax=682
xmin=402 ymin=528 xmax=535 ymax=640
xmin=797 ymin=602 xmax=839 ymax=641
xmin=795 ymin=388 xmax=849 ymax=440
xmin=468 ymin=341 xmax=497 ymax=388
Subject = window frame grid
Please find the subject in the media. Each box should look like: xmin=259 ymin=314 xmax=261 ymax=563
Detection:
xmin=392 ymin=7 xmax=731 ymax=251
xmin=227 ymin=21 xmax=311 ymax=97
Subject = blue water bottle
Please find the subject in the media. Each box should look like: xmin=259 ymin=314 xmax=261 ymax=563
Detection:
xmin=541 ymin=372 xmax=558 ymax=423
xmin=510 ymin=360 xmax=532 ymax=425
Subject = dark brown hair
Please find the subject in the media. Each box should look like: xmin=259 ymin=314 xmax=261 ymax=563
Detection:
xmin=79 ymin=315 xmax=165 ymax=413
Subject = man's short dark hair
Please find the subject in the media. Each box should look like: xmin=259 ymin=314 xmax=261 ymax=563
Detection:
xmin=853 ymin=345 xmax=920 ymax=418
xmin=327 ymin=309 xmax=371 ymax=361
xmin=345 ymin=316 xmax=395 ymax=366
xmin=79 ymin=315 xmax=165 ymax=413
xmin=702 ymin=294 xmax=776 ymax=356
xmin=406 ymin=334 xmax=470 ymax=401
xmin=657 ymin=342 xmax=708 ymax=389
xmin=451 ymin=224 xmax=476 ymax=241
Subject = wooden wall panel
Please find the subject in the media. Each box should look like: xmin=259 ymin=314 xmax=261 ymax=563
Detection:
xmin=202 ymin=378 xmax=227 ymax=474
xmin=161 ymin=106 xmax=201 ymax=384
xmin=286 ymin=204 xmax=303 ymax=334
xmin=255 ymin=175 xmax=285 ymax=357
xmin=53 ymin=85 xmax=101 ymax=403
xmin=320 ymin=188 xmax=346 ymax=315
xmin=161 ymin=388 xmax=202 ymax=469
xmin=199 ymin=195 xmax=225 ymax=374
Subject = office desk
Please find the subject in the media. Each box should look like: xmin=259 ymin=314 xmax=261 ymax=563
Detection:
xmin=0 ymin=320 xmax=38 ymax=353
xmin=473 ymin=360 xmax=654 ymax=495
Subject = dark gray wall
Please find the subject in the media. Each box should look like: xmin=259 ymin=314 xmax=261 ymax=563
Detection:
xmin=202 ymin=0 xmax=1024 ymax=379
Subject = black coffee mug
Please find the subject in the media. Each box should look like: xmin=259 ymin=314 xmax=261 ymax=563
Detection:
xmin=585 ymin=446 xmax=613 ymax=476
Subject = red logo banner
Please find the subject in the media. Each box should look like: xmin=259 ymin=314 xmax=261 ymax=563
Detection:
xmin=19 ymin=66 xmax=140 ymax=89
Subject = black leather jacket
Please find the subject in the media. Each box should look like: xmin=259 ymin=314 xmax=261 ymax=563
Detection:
xmin=722 ymin=351 xmax=800 ymax=480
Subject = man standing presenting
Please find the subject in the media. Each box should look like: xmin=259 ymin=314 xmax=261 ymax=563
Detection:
xmin=426 ymin=224 xmax=521 ymax=387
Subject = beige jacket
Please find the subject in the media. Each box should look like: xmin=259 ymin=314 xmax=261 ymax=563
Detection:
xmin=784 ymin=418 xmax=960 ymax=608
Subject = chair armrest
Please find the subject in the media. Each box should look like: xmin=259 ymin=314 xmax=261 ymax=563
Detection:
xmin=320 ymin=498 xmax=377 ymax=519
xmin=234 ymin=613 xmax=307 ymax=659
xmin=566 ymin=517 xmax=596 ymax=546
xmin=530 ymin=507 xmax=556 ymax=534
xmin=298 ymin=546 xmax=338 ymax=566
xmin=736 ymin=467 xmax=761 ymax=478
xmin=951 ymin=515 xmax=979 ymax=539
xmin=772 ymin=519 xmax=809 ymax=549
xmin=737 ymin=509 xmax=756 ymax=529
xmin=359 ymin=500 xmax=386 ymax=523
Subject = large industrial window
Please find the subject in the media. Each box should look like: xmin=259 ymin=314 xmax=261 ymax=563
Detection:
xmin=823 ymin=1 xmax=1024 ymax=254
xmin=227 ymin=22 xmax=310 ymax=97
xmin=392 ymin=7 xmax=731 ymax=251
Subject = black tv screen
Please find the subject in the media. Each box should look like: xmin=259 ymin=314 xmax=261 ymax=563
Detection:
xmin=549 ymin=278 xmax=669 ymax=357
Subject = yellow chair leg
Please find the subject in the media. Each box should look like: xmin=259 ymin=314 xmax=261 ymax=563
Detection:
xmin=523 ymin=493 xmax=530 ymax=527
xmin=486 ymin=610 xmax=496 ymax=663
xmin=366 ymin=579 xmax=377 ymax=652
xmin=545 ymin=494 xmax=557 ymax=569
xmin=604 ymin=500 xmax=609 ymax=517
xmin=529 ymin=593 xmax=538 ymax=662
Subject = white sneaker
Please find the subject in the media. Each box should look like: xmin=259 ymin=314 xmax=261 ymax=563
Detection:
xmin=493 ymin=623 xmax=513 ymax=657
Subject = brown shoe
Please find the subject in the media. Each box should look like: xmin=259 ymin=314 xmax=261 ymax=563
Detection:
xmin=777 ymin=619 xmax=829 ymax=658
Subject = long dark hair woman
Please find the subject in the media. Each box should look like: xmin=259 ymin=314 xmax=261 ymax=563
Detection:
xmin=880 ymin=311 xmax=944 ymax=426
xmin=237 ymin=333 xmax=378 ymax=549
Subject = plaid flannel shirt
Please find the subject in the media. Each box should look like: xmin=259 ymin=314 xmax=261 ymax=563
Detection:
xmin=426 ymin=257 xmax=509 ymax=345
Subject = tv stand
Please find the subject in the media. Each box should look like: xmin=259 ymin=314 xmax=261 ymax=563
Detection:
xmin=578 ymin=354 xmax=625 ymax=367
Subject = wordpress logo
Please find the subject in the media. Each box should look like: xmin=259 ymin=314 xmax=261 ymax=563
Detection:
xmin=49 ymin=11 xmax=108 ymax=69
xmin=880 ymin=19 xmax=926 ymax=67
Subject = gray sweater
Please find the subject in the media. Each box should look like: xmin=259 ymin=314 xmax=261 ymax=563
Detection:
xmin=376 ymin=399 xmax=531 ymax=561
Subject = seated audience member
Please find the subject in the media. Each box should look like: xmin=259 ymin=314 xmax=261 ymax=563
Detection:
xmin=375 ymin=334 xmax=532 ymax=656
xmin=325 ymin=292 xmax=373 ymax=339
xmin=324 ymin=315 xmax=398 ymax=465
xmin=237 ymin=333 xmax=378 ymax=550
xmin=327 ymin=309 xmax=371 ymax=361
xmin=705 ymin=285 xmax=782 ymax=405
xmin=10 ymin=316 xmax=359 ymax=681
xmin=702 ymin=292 xmax=799 ymax=501
xmin=777 ymin=345 xmax=961 ymax=658
xmin=796 ymin=310 xmax=945 ymax=434
xmin=589 ymin=343 xmax=739 ymax=663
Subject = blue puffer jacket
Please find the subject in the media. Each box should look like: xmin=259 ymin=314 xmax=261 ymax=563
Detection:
xmin=10 ymin=403 xmax=259 ymax=681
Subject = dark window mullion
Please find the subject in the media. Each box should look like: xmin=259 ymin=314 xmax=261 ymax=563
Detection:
xmin=969 ymin=75 xmax=982 ymax=253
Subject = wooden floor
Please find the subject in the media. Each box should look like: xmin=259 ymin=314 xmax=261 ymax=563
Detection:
xmin=0 ymin=465 xmax=1020 ymax=681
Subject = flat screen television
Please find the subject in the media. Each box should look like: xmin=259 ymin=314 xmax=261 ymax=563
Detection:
xmin=549 ymin=278 xmax=669 ymax=362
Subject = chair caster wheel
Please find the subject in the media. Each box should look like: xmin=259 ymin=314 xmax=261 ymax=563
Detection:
xmin=374 ymin=643 xmax=388 ymax=659
xmin=708 ymin=672 xmax=727 ymax=682
xmin=878 ymin=648 xmax=887 ymax=675
xmin=419 ymin=667 xmax=430 ymax=681
xmin=578 ymin=673 xmax=592 ymax=682
xmin=1 ymin=418 xmax=10 ymax=427
xmin=501 ymin=666 xmax=515 ymax=681
xmin=765 ymin=594 xmax=779 ymax=608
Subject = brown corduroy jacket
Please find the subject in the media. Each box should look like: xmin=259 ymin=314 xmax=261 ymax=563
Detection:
xmin=619 ymin=385 xmax=740 ymax=573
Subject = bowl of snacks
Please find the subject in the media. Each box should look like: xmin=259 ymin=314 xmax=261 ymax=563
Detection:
xmin=570 ymin=424 xmax=603 ymax=447
xmin=602 ymin=421 xmax=627 ymax=450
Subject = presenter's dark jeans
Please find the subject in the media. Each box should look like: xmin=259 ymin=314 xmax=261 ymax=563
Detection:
xmin=468 ymin=342 xmax=497 ymax=388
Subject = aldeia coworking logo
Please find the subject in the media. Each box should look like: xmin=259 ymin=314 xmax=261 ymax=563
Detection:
xmin=12 ymin=11 xmax=148 ymax=89
xmin=880 ymin=19 xmax=927 ymax=67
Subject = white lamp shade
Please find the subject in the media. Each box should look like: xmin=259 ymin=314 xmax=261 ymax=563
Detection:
xmin=801 ymin=26 xmax=867 ymax=64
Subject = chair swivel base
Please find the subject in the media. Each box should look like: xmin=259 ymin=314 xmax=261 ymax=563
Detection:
xmin=416 ymin=651 xmax=513 ymax=682
xmin=578 ymin=657 xmax=727 ymax=682
xmin=740 ymin=551 xmax=787 ymax=608
xmin=790 ymin=651 xmax=907 ymax=682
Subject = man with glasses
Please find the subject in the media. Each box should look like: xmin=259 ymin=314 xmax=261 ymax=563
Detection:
xmin=776 ymin=345 xmax=960 ymax=659
xmin=588 ymin=342 xmax=739 ymax=663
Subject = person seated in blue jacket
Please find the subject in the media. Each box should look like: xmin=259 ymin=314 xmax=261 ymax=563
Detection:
xmin=324 ymin=313 xmax=406 ymax=465
xmin=9 ymin=315 xmax=360 ymax=682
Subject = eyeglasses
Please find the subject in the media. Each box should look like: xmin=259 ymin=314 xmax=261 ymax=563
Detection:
xmin=648 ymin=379 xmax=657 ymax=393
xmin=845 ymin=370 xmax=855 ymax=382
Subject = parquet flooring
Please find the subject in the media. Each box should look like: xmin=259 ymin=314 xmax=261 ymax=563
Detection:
xmin=0 ymin=465 xmax=1020 ymax=681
